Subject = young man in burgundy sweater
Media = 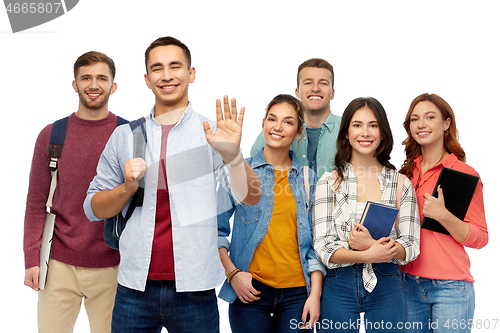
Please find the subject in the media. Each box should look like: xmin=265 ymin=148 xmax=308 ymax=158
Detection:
xmin=24 ymin=51 xmax=121 ymax=333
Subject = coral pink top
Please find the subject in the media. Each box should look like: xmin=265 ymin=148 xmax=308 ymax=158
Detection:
xmin=401 ymin=154 xmax=488 ymax=282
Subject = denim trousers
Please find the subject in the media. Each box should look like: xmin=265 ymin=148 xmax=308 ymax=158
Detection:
xmin=319 ymin=263 xmax=405 ymax=333
xmin=111 ymin=280 xmax=219 ymax=333
xmin=401 ymin=273 xmax=475 ymax=333
xmin=229 ymin=279 xmax=311 ymax=333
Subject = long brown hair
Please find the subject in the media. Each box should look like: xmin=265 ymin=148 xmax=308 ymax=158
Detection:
xmin=335 ymin=97 xmax=395 ymax=182
xmin=400 ymin=93 xmax=466 ymax=177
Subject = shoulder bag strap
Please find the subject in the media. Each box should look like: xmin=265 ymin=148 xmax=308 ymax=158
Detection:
xmin=117 ymin=116 xmax=128 ymax=126
xmin=46 ymin=117 xmax=69 ymax=208
xmin=303 ymin=166 xmax=309 ymax=216
xmin=331 ymin=169 xmax=340 ymax=205
xmin=124 ymin=118 xmax=147 ymax=221
xmin=394 ymin=174 xmax=405 ymax=235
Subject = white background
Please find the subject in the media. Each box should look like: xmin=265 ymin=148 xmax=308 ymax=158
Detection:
xmin=1 ymin=1 xmax=498 ymax=332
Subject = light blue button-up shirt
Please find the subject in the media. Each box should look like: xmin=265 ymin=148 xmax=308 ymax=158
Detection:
xmin=84 ymin=103 xmax=228 ymax=292
xmin=250 ymin=112 xmax=341 ymax=177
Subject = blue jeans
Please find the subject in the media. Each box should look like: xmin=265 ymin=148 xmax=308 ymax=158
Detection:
xmin=320 ymin=263 xmax=405 ymax=332
xmin=111 ymin=280 xmax=219 ymax=333
xmin=229 ymin=279 xmax=311 ymax=333
xmin=401 ymin=273 xmax=475 ymax=333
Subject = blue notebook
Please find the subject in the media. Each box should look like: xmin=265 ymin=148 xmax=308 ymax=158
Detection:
xmin=359 ymin=202 xmax=399 ymax=240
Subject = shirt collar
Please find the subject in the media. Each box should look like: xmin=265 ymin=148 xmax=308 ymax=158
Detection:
xmin=442 ymin=153 xmax=459 ymax=168
xmin=303 ymin=112 xmax=336 ymax=132
xmin=251 ymin=149 xmax=303 ymax=174
xmin=342 ymin=162 xmax=391 ymax=187
xmin=413 ymin=153 xmax=459 ymax=174
xmin=149 ymin=102 xmax=193 ymax=124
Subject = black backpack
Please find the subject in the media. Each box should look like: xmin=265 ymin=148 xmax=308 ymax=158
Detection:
xmin=48 ymin=115 xmax=145 ymax=251
xmin=103 ymin=117 xmax=147 ymax=250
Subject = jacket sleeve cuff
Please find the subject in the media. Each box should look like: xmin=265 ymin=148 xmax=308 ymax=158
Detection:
xmin=307 ymin=258 xmax=327 ymax=277
xmin=218 ymin=236 xmax=230 ymax=251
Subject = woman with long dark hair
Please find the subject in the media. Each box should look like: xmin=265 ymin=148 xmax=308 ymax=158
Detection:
xmin=313 ymin=97 xmax=420 ymax=332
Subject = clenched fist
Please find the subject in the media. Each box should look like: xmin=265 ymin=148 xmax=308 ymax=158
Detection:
xmin=124 ymin=158 xmax=147 ymax=193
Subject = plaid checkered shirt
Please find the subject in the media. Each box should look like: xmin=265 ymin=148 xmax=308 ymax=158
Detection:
xmin=312 ymin=163 xmax=420 ymax=292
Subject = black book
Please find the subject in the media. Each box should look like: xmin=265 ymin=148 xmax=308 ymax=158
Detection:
xmin=421 ymin=167 xmax=479 ymax=235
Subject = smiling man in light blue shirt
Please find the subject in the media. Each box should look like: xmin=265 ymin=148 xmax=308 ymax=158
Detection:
xmin=250 ymin=58 xmax=341 ymax=177
xmin=84 ymin=36 xmax=261 ymax=333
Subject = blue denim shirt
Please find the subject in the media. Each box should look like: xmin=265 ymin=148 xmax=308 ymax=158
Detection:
xmin=85 ymin=103 xmax=228 ymax=292
xmin=217 ymin=149 xmax=326 ymax=303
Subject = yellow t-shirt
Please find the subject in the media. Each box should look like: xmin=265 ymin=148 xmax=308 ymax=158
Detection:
xmin=248 ymin=168 xmax=306 ymax=288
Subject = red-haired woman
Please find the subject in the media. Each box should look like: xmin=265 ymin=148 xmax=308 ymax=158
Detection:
xmin=400 ymin=93 xmax=488 ymax=333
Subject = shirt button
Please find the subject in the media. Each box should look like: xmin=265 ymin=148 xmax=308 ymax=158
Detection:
xmin=145 ymin=258 xmax=149 ymax=262
xmin=148 ymin=233 xmax=152 ymax=237
xmin=157 ymin=130 xmax=160 ymax=134
xmin=152 ymin=181 xmax=156 ymax=185
xmin=150 ymin=207 xmax=154 ymax=211
xmin=302 ymin=155 xmax=306 ymax=158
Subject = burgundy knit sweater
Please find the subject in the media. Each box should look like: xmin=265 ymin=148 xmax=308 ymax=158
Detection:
xmin=24 ymin=112 xmax=121 ymax=269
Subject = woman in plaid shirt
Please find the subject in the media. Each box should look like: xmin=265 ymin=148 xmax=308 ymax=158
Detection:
xmin=312 ymin=97 xmax=420 ymax=332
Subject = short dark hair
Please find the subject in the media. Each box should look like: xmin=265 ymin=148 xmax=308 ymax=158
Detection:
xmin=73 ymin=51 xmax=116 ymax=80
xmin=297 ymin=58 xmax=334 ymax=88
xmin=144 ymin=36 xmax=191 ymax=72
xmin=335 ymin=97 xmax=395 ymax=181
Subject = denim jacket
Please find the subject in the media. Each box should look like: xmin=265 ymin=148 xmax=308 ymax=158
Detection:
xmin=217 ymin=149 xmax=326 ymax=303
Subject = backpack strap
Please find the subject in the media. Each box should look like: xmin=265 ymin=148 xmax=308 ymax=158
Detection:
xmin=49 ymin=117 xmax=69 ymax=155
xmin=303 ymin=166 xmax=310 ymax=216
xmin=117 ymin=116 xmax=128 ymax=126
xmin=331 ymin=169 xmax=340 ymax=205
xmin=46 ymin=117 xmax=69 ymax=208
xmin=123 ymin=117 xmax=147 ymax=221
xmin=395 ymin=174 xmax=404 ymax=210
xmin=394 ymin=174 xmax=405 ymax=235
xmin=130 ymin=117 xmax=147 ymax=160
xmin=129 ymin=117 xmax=146 ymax=132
